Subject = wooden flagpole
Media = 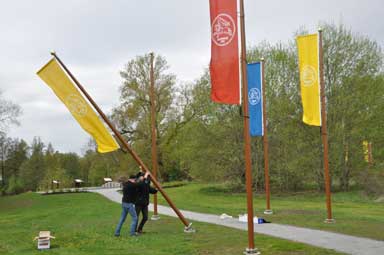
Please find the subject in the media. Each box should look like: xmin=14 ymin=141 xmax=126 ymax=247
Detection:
xmin=368 ymin=142 xmax=373 ymax=166
xmin=51 ymin=52 xmax=194 ymax=231
xmin=239 ymin=0 xmax=259 ymax=254
xmin=149 ymin=52 xmax=160 ymax=220
xmin=261 ymin=58 xmax=272 ymax=215
xmin=318 ymin=29 xmax=334 ymax=223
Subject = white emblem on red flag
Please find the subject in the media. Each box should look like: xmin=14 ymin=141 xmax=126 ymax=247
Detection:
xmin=211 ymin=13 xmax=236 ymax=47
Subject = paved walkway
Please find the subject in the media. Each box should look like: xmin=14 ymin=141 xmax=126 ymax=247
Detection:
xmin=90 ymin=188 xmax=384 ymax=255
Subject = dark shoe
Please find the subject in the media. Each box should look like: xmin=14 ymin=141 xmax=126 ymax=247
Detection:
xmin=114 ymin=234 xmax=120 ymax=237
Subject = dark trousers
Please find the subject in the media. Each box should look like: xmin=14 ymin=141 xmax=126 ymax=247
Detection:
xmin=135 ymin=204 xmax=148 ymax=232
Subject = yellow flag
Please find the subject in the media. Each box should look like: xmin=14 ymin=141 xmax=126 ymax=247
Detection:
xmin=37 ymin=58 xmax=119 ymax=153
xmin=297 ymin=34 xmax=321 ymax=126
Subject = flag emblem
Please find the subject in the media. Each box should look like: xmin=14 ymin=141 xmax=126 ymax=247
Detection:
xmin=66 ymin=94 xmax=88 ymax=117
xmin=211 ymin=13 xmax=236 ymax=46
xmin=248 ymin=88 xmax=261 ymax=105
xmin=301 ymin=65 xmax=317 ymax=87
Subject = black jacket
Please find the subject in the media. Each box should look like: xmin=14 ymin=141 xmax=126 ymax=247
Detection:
xmin=122 ymin=180 xmax=145 ymax=203
xmin=135 ymin=177 xmax=158 ymax=206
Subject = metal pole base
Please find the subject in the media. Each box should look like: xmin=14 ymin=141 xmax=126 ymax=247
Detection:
xmin=263 ymin=209 xmax=273 ymax=215
xmin=324 ymin=218 xmax=336 ymax=224
xmin=151 ymin=214 xmax=160 ymax=221
xmin=243 ymin=248 xmax=260 ymax=255
xmin=184 ymin=223 xmax=196 ymax=233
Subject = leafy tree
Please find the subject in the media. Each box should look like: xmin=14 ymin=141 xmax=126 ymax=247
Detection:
xmin=112 ymin=53 xmax=194 ymax=181
xmin=321 ymin=23 xmax=383 ymax=191
xmin=0 ymin=135 xmax=28 ymax=193
xmin=59 ymin=153 xmax=81 ymax=179
xmin=174 ymin=22 xmax=383 ymax=193
xmin=19 ymin=137 xmax=46 ymax=191
xmin=0 ymin=135 xmax=11 ymax=189
xmin=0 ymin=90 xmax=21 ymax=133
xmin=5 ymin=138 xmax=28 ymax=178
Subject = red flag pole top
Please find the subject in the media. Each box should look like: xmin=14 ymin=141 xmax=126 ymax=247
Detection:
xmin=209 ymin=0 xmax=240 ymax=104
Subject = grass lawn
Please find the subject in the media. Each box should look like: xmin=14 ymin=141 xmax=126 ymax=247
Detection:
xmin=156 ymin=183 xmax=384 ymax=240
xmin=0 ymin=192 xmax=344 ymax=255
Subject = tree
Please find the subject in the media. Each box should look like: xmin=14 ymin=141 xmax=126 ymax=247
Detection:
xmin=59 ymin=153 xmax=81 ymax=179
xmin=0 ymin=135 xmax=29 ymax=194
xmin=174 ymin=22 xmax=383 ymax=193
xmin=0 ymin=134 xmax=11 ymax=189
xmin=170 ymin=71 xmax=247 ymax=187
xmin=19 ymin=137 xmax=46 ymax=191
xmin=0 ymin=90 xmax=21 ymax=133
xmin=321 ymin=23 xmax=383 ymax=191
xmin=112 ymin=53 xmax=189 ymax=180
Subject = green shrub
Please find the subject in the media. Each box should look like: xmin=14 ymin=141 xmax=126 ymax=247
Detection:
xmin=5 ymin=176 xmax=24 ymax=195
xmin=359 ymin=166 xmax=384 ymax=197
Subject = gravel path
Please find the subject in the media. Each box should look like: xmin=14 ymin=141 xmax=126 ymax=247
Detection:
xmin=90 ymin=188 xmax=384 ymax=255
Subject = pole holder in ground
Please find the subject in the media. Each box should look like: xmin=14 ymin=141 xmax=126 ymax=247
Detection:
xmin=184 ymin=223 xmax=196 ymax=233
xmin=151 ymin=214 xmax=160 ymax=221
xmin=324 ymin=218 xmax=336 ymax=224
xmin=263 ymin=209 xmax=273 ymax=215
xmin=244 ymin=247 xmax=260 ymax=255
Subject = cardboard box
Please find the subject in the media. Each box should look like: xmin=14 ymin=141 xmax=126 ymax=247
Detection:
xmin=34 ymin=231 xmax=55 ymax=250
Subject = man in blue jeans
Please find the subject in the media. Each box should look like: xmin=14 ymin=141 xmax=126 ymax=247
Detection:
xmin=114 ymin=171 xmax=150 ymax=237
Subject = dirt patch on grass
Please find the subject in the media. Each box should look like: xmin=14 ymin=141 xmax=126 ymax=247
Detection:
xmin=0 ymin=198 xmax=34 ymax=211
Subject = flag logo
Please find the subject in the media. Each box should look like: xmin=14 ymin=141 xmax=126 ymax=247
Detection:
xmin=211 ymin=13 xmax=236 ymax=46
xmin=66 ymin=94 xmax=88 ymax=118
xmin=301 ymin=65 xmax=317 ymax=87
xmin=248 ymin=88 xmax=261 ymax=105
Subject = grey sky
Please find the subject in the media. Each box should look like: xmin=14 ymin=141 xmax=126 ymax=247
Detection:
xmin=0 ymin=0 xmax=382 ymax=154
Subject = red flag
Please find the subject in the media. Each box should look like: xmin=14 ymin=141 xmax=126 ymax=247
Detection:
xmin=209 ymin=0 xmax=240 ymax=104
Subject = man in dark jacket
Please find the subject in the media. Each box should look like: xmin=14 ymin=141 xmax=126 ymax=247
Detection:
xmin=114 ymin=171 xmax=149 ymax=237
xmin=135 ymin=169 xmax=158 ymax=233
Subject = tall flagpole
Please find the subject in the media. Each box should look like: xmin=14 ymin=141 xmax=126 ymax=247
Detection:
xmin=51 ymin=52 xmax=194 ymax=232
xmin=368 ymin=142 xmax=373 ymax=166
xmin=318 ymin=29 xmax=334 ymax=223
xmin=149 ymin=52 xmax=160 ymax=220
xmin=239 ymin=1 xmax=259 ymax=254
xmin=261 ymin=58 xmax=272 ymax=215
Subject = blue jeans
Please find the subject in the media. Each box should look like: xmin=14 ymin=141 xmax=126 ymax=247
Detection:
xmin=114 ymin=202 xmax=138 ymax=236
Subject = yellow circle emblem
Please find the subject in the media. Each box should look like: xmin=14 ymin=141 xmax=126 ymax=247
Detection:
xmin=66 ymin=94 xmax=88 ymax=118
xmin=301 ymin=65 xmax=317 ymax=87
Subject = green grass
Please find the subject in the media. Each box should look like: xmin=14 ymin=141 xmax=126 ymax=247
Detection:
xmin=156 ymin=183 xmax=384 ymax=240
xmin=0 ymin=192 xmax=344 ymax=255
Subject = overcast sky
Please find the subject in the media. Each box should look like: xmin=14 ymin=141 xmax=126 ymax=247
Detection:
xmin=0 ymin=0 xmax=382 ymax=154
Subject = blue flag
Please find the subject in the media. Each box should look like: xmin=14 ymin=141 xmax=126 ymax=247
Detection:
xmin=247 ymin=62 xmax=263 ymax=136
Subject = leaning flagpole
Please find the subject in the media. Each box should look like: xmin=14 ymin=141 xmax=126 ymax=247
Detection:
xmin=318 ymin=29 xmax=334 ymax=223
xmin=149 ymin=52 xmax=160 ymax=220
xmin=239 ymin=0 xmax=259 ymax=254
xmin=51 ymin=52 xmax=194 ymax=231
xmin=261 ymin=58 xmax=272 ymax=215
